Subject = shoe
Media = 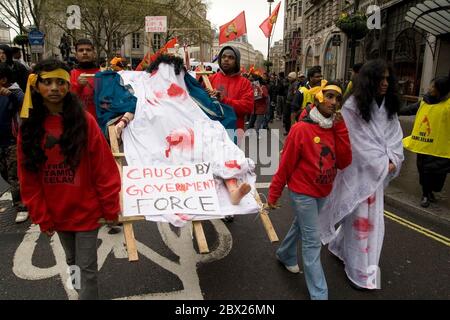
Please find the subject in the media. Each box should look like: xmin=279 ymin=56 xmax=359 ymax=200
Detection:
xmin=429 ymin=192 xmax=437 ymax=203
xmin=15 ymin=211 xmax=29 ymax=223
xmin=420 ymin=196 xmax=430 ymax=208
xmin=222 ymin=215 xmax=234 ymax=222
xmin=276 ymin=255 xmax=300 ymax=274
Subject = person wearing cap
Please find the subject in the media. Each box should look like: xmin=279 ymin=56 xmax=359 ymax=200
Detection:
xmin=268 ymin=80 xmax=352 ymax=300
xmin=207 ymin=46 xmax=253 ymax=136
xmin=297 ymin=72 xmax=306 ymax=87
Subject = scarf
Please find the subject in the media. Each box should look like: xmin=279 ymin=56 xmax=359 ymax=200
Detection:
xmin=309 ymin=106 xmax=334 ymax=128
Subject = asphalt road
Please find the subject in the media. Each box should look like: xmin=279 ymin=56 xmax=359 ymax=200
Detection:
xmin=0 ymin=126 xmax=448 ymax=300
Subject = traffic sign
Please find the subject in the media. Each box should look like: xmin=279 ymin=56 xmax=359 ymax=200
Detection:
xmin=28 ymin=30 xmax=45 ymax=45
xmin=30 ymin=44 xmax=44 ymax=53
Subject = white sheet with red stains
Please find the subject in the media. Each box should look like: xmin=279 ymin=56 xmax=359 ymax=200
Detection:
xmin=120 ymin=65 xmax=260 ymax=226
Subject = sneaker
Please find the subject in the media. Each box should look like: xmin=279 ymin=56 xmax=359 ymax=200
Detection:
xmin=276 ymin=255 xmax=300 ymax=273
xmin=15 ymin=211 xmax=29 ymax=223
xmin=420 ymin=196 xmax=430 ymax=208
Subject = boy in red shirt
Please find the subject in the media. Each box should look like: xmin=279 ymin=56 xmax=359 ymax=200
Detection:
xmin=18 ymin=59 xmax=120 ymax=299
xmin=268 ymin=81 xmax=352 ymax=300
xmin=70 ymin=39 xmax=99 ymax=118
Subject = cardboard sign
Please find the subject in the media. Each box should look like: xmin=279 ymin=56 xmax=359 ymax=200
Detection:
xmin=145 ymin=16 xmax=167 ymax=33
xmin=123 ymin=163 xmax=221 ymax=216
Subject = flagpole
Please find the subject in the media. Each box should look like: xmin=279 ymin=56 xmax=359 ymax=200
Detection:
xmin=266 ymin=0 xmax=274 ymax=74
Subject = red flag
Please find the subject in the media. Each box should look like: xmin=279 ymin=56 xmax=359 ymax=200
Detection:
xmin=259 ymin=2 xmax=281 ymax=38
xmin=135 ymin=38 xmax=178 ymax=71
xmin=219 ymin=11 xmax=247 ymax=45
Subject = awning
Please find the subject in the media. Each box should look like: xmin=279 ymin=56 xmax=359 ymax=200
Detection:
xmin=405 ymin=0 xmax=450 ymax=36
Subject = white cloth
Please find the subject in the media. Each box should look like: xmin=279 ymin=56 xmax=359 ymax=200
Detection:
xmin=309 ymin=106 xmax=334 ymax=128
xmin=319 ymin=96 xmax=404 ymax=289
xmin=120 ymin=66 xmax=259 ymax=225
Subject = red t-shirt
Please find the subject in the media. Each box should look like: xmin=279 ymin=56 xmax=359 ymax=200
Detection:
xmin=17 ymin=112 xmax=121 ymax=232
xmin=70 ymin=68 xmax=99 ymax=118
xmin=268 ymin=109 xmax=352 ymax=203
xmin=209 ymin=72 xmax=254 ymax=130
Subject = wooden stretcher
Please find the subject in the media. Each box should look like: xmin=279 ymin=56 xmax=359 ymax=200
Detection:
xmin=102 ymin=66 xmax=278 ymax=262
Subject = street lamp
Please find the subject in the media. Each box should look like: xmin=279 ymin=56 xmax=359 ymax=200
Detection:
xmin=266 ymin=0 xmax=274 ymax=74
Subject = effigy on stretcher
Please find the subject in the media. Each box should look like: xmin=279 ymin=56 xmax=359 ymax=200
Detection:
xmin=96 ymin=56 xmax=278 ymax=261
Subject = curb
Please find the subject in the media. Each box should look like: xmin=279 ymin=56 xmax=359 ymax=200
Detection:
xmin=384 ymin=193 xmax=450 ymax=228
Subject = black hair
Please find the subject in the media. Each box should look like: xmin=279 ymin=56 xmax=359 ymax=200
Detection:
xmin=75 ymin=38 xmax=94 ymax=51
xmin=0 ymin=44 xmax=13 ymax=64
xmin=352 ymin=63 xmax=364 ymax=73
xmin=307 ymin=65 xmax=322 ymax=81
xmin=0 ymin=62 xmax=13 ymax=83
xmin=432 ymin=75 xmax=450 ymax=99
xmin=147 ymin=54 xmax=185 ymax=75
xmin=21 ymin=59 xmax=87 ymax=172
xmin=352 ymin=59 xmax=400 ymax=122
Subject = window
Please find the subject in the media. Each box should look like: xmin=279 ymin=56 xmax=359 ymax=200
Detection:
xmin=132 ymin=33 xmax=140 ymax=49
xmin=153 ymin=34 xmax=162 ymax=50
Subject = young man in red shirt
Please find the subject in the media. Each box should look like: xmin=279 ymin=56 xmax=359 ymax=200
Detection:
xmin=70 ymin=39 xmax=99 ymax=118
xmin=207 ymin=46 xmax=253 ymax=137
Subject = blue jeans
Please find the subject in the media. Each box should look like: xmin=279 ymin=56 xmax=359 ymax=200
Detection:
xmin=276 ymin=192 xmax=328 ymax=300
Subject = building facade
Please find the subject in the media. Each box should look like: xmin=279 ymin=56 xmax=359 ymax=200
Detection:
xmin=286 ymin=0 xmax=449 ymax=96
xmin=270 ymin=40 xmax=285 ymax=74
xmin=0 ymin=20 xmax=11 ymax=45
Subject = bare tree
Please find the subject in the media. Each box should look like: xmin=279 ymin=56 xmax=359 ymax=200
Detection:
xmin=0 ymin=0 xmax=46 ymax=33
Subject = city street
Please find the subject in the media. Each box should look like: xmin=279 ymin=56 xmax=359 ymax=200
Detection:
xmin=1 ymin=121 xmax=448 ymax=300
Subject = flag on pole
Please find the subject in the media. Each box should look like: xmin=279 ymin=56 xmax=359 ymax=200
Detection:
xmin=136 ymin=38 xmax=178 ymax=71
xmin=219 ymin=11 xmax=247 ymax=45
xmin=259 ymin=2 xmax=281 ymax=38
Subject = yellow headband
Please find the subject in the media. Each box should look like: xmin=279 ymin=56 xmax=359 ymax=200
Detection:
xmin=309 ymin=80 xmax=343 ymax=103
xmin=20 ymin=69 xmax=71 ymax=119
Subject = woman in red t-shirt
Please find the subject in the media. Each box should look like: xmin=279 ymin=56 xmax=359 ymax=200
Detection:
xmin=17 ymin=59 xmax=121 ymax=300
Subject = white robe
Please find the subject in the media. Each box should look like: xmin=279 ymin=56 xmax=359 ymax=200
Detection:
xmin=119 ymin=65 xmax=259 ymax=226
xmin=319 ymin=96 xmax=404 ymax=289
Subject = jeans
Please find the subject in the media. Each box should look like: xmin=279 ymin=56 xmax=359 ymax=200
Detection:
xmin=276 ymin=192 xmax=328 ymax=300
xmin=58 ymin=229 xmax=100 ymax=300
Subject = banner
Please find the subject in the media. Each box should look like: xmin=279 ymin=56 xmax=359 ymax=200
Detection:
xmin=219 ymin=11 xmax=247 ymax=45
xmin=259 ymin=2 xmax=281 ymax=38
xmin=123 ymin=163 xmax=222 ymax=216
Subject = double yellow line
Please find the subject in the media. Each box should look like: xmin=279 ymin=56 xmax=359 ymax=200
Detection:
xmin=384 ymin=210 xmax=450 ymax=247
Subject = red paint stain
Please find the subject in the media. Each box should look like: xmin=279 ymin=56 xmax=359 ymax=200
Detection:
xmin=367 ymin=195 xmax=376 ymax=205
xmin=224 ymin=160 xmax=241 ymax=170
xmin=176 ymin=214 xmax=190 ymax=221
xmin=167 ymin=83 xmax=186 ymax=98
xmin=165 ymin=128 xmax=195 ymax=158
xmin=353 ymin=217 xmax=374 ymax=240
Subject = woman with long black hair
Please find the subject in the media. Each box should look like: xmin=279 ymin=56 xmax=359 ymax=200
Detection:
xmin=17 ymin=59 xmax=121 ymax=299
xmin=319 ymin=59 xmax=404 ymax=290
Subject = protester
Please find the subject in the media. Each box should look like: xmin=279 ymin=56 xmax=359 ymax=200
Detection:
xmin=291 ymin=65 xmax=323 ymax=115
xmin=0 ymin=63 xmax=28 ymax=223
xmin=17 ymin=59 xmax=121 ymax=299
xmin=319 ymin=59 xmax=404 ymax=290
xmin=268 ymin=81 xmax=352 ymax=300
xmin=247 ymin=73 xmax=269 ymax=137
xmin=401 ymin=75 xmax=450 ymax=207
xmin=70 ymin=39 xmax=99 ymax=118
xmin=284 ymin=72 xmax=299 ymax=135
xmin=11 ymin=47 xmax=30 ymax=71
xmin=344 ymin=62 xmax=364 ymax=99
xmin=0 ymin=44 xmax=29 ymax=92
xmin=275 ymin=72 xmax=288 ymax=120
xmin=207 ymin=46 xmax=253 ymax=137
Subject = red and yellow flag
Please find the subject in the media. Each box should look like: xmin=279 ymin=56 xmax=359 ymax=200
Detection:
xmin=219 ymin=11 xmax=247 ymax=45
xmin=135 ymin=38 xmax=178 ymax=71
xmin=259 ymin=2 xmax=281 ymax=38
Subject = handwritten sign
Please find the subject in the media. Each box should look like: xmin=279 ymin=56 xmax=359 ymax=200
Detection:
xmin=123 ymin=163 xmax=221 ymax=216
xmin=145 ymin=16 xmax=167 ymax=33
